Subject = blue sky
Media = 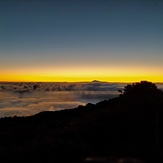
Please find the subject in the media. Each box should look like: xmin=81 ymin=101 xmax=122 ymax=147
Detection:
xmin=0 ymin=0 xmax=163 ymax=82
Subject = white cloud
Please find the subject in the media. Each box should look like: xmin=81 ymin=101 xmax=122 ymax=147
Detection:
xmin=0 ymin=82 xmax=128 ymax=117
xmin=0 ymin=101 xmax=86 ymax=117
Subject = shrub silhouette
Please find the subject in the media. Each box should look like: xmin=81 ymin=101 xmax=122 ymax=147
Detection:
xmin=121 ymin=81 xmax=163 ymax=101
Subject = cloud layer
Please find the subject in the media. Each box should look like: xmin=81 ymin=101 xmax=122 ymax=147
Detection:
xmin=0 ymin=89 xmax=119 ymax=117
xmin=0 ymin=82 xmax=162 ymax=117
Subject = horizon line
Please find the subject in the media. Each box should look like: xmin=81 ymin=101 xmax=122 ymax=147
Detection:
xmin=0 ymin=80 xmax=163 ymax=84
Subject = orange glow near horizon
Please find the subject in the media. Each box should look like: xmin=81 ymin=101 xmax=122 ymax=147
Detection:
xmin=0 ymin=66 xmax=163 ymax=82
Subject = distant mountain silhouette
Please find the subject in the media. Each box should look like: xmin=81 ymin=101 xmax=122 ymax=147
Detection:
xmin=92 ymin=80 xmax=101 ymax=83
xmin=0 ymin=81 xmax=163 ymax=163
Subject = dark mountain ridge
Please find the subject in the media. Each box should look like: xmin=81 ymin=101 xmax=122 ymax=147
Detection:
xmin=0 ymin=81 xmax=163 ymax=163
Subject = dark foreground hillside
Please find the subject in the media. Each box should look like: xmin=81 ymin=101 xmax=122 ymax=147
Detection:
xmin=0 ymin=81 xmax=163 ymax=163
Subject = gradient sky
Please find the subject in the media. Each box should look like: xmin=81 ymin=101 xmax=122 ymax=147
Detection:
xmin=0 ymin=0 xmax=163 ymax=82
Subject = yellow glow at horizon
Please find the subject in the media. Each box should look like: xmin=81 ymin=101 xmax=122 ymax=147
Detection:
xmin=0 ymin=66 xmax=163 ymax=82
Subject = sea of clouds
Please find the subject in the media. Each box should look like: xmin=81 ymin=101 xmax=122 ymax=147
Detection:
xmin=0 ymin=82 xmax=162 ymax=117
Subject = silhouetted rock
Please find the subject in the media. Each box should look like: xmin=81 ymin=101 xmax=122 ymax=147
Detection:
xmin=0 ymin=81 xmax=163 ymax=162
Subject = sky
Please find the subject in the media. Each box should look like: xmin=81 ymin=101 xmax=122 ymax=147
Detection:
xmin=0 ymin=0 xmax=163 ymax=82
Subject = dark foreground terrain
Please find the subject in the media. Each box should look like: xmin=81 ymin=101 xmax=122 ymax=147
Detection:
xmin=0 ymin=81 xmax=163 ymax=163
